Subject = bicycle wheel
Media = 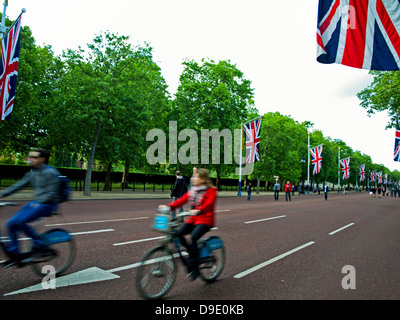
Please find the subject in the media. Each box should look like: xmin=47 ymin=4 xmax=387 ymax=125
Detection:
xmin=199 ymin=242 xmax=226 ymax=283
xmin=135 ymin=245 xmax=177 ymax=300
xmin=30 ymin=229 xmax=76 ymax=277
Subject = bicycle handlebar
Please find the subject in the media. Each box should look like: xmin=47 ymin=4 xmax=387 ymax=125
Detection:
xmin=156 ymin=208 xmax=197 ymax=217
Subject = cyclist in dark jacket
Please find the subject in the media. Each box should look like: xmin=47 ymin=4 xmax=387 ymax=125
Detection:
xmin=170 ymin=171 xmax=187 ymax=218
xmin=0 ymin=149 xmax=60 ymax=266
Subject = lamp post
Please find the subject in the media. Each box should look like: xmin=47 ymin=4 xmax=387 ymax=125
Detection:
xmin=301 ymin=157 xmax=305 ymax=195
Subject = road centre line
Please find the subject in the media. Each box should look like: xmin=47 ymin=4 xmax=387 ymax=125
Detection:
xmin=113 ymin=227 xmax=219 ymax=246
xmin=328 ymin=223 xmax=355 ymax=235
xmin=245 ymin=215 xmax=286 ymax=224
xmin=71 ymin=229 xmax=115 ymax=236
xmin=45 ymin=217 xmax=148 ymax=227
xmin=114 ymin=236 xmax=164 ymax=246
xmin=234 ymin=241 xmax=315 ymax=279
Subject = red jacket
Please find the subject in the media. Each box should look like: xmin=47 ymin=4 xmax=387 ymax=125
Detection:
xmin=168 ymin=187 xmax=217 ymax=227
xmin=284 ymin=183 xmax=292 ymax=192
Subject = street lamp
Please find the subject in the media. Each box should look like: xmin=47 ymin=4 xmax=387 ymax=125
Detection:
xmin=301 ymin=157 xmax=305 ymax=194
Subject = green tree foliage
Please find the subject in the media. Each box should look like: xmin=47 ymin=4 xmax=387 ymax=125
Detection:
xmin=50 ymin=32 xmax=169 ymax=195
xmin=357 ymin=71 xmax=400 ymax=128
xmin=170 ymin=58 xmax=257 ymax=185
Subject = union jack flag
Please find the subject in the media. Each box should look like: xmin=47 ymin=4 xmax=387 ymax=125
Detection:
xmin=317 ymin=0 xmax=400 ymax=71
xmin=370 ymin=170 xmax=375 ymax=182
xmin=359 ymin=163 xmax=366 ymax=182
xmin=394 ymin=124 xmax=400 ymax=161
xmin=243 ymin=117 xmax=261 ymax=164
xmin=384 ymin=173 xmax=388 ymax=184
xmin=377 ymin=171 xmax=383 ymax=184
xmin=310 ymin=144 xmax=323 ymax=175
xmin=0 ymin=13 xmax=23 ymax=121
xmin=340 ymin=157 xmax=350 ymax=179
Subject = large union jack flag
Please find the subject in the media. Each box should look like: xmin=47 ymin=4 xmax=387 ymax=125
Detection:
xmin=394 ymin=124 xmax=400 ymax=161
xmin=359 ymin=163 xmax=366 ymax=182
xmin=310 ymin=144 xmax=323 ymax=175
xmin=317 ymin=0 xmax=400 ymax=71
xmin=340 ymin=157 xmax=351 ymax=179
xmin=0 ymin=13 xmax=23 ymax=121
xmin=243 ymin=117 xmax=261 ymax=164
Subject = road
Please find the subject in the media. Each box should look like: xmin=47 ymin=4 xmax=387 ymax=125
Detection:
xmin=0 ymin=192 xmax=399 ymax=301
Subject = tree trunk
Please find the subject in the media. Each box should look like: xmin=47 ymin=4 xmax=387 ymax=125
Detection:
xmin=84 ymin=118 xmax=101 ymax=196
xmin=103 ymin=162 xmax=112 ymax=191
xmin=122 ymin=160 xmax=130 ymax=189
xmin=256 ymin=174 xmax=261 ymax=194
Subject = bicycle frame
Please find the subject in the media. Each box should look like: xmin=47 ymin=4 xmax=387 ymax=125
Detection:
xmin=0 ymin=202 xmax=75 ymax=276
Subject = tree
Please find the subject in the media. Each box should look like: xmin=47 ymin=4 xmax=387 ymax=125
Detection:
xmin=0 ymin=21 xmax=63 ymax=155
xmin=357 ymin=71 xmax=400 ymax=128
xmin=55 ymin=32 xmax=169 ymax=195
xmin=171 ymin=58 xmax=256 ymax=187
xmin=253 ymin=112 xmax=308 ymax=191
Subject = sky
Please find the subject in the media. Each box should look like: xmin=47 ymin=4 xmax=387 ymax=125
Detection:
xmin=5 ymin=0 xmax=399 ymax=171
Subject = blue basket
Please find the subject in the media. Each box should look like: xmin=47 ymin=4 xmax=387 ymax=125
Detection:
xmin=153 ymin=214 xmax=170 ymax=232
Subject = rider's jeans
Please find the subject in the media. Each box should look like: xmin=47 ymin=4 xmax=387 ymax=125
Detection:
xmin=6 ymin=201 xmax=57 ymax=254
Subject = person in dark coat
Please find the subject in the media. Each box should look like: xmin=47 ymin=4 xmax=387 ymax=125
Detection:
xmin=170 ymin=171 xmax=188 ymax=218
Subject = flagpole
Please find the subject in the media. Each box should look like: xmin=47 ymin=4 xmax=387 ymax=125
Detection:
xmin=238 ymin=122 xmax=243 ymax=196
xmin=0 ymin=0 xmax=8 ymax=40
xmin=0 ymin=5 xmax=25 ymax=41
xmin=338 ymin=147 xmax=340 ymax=194
xmin=307 ymin=131 xmax=310 ymax=194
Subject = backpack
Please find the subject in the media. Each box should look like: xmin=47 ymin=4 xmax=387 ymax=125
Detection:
xmin=59 ymin=176 xmax=72 ymax=203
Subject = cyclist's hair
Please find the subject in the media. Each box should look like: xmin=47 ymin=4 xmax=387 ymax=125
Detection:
xmin=34 ymin=149 xmax=50 ymax=164
xmin=196 ymin=168 xmax=214 ymax=188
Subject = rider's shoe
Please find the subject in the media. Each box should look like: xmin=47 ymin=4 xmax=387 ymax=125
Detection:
xmin=187 ymin=268 xmax=200 ymax=281
xmin=21 ymin=247 xmax=56 ymax=264
xmin=2 ymin=252 xmax=29 ymax=269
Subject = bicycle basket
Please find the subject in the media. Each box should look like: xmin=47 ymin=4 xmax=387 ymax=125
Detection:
xmin=153 ymin=214 xmax=170 ymax=233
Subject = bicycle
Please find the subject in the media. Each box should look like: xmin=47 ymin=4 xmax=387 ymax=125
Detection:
xmin=135 ymin=209 xmax=226 ymax=300
xmin=0 ymin=202 xmax=76 ymax=277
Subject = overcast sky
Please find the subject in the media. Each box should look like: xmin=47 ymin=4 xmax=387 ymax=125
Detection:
xmin=6 ymin=0 xmax=399 ymax=171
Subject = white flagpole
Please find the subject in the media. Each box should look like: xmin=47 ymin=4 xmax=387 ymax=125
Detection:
xmin=307 ymin=131 xmax=310 ymax=194
xmin=238 ymin=123 xmax=243 ymax=196
xmin=338 ymin=147 xmax=340 ymax=193
xmin=0 ymin=1 xmax=8 ymax=40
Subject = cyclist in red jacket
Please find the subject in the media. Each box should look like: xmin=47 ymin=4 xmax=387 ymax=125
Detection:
xmin=160 ymin=168 xmax=217 ymax=280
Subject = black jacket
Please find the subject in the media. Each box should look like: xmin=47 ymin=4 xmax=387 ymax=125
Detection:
xmin=171 ymin=176 xmax=187 ymax=198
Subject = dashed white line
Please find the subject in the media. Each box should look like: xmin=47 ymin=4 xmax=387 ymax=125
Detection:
xmin=245 ymin=215 xmax=286 ymax=224
xmin=113 ymin=236 xmax=164 ymax=246
xmin=71 ymin=229 xmax=115 ymax=236
xmin=234 ymin=241 xmax=315 ymax=279
xmin=45 ymin=217 xmax=148 ymax=227
xmin=328 ymin=223 xmax=355 ymax=235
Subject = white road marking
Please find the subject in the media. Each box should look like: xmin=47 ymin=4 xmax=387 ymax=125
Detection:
xmin=328 ymin=223 xmax=355 ymax=235
xmin=71 ymin=229 xmax=115 ymax=236
xmin=234 ymin=241 xmax=315 ymax=279
xmin=4 ymin=267 xmax=120 ymax=296
xmin=4 ymin=252 xmax=189 ymax=296
xmin=107 ymin=252 xmax=188 ymax=273
xmin=245 ymin=215 xmax=286 ymax=224
xmin=113 ymin=236 xmax=164 ymax=246
xmin=45 ymin=217 xmax=148 ymax=227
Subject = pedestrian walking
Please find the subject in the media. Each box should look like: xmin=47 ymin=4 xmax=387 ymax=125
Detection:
xmin=246 ymin=183 xmax=253 ymax=200
xmin=170 ymin=171 xmax=187 ymax=219
xmin=323 ymin=183 xmax=329 ymax=200
xmin=274 ymin=181 xmax=280 ymax=200
xmin=284 ymin=181 xmax=292 ymax=202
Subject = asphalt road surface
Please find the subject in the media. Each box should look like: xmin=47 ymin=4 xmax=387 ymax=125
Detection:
xmin=0 ymin=191 xmax=399 ymax=301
